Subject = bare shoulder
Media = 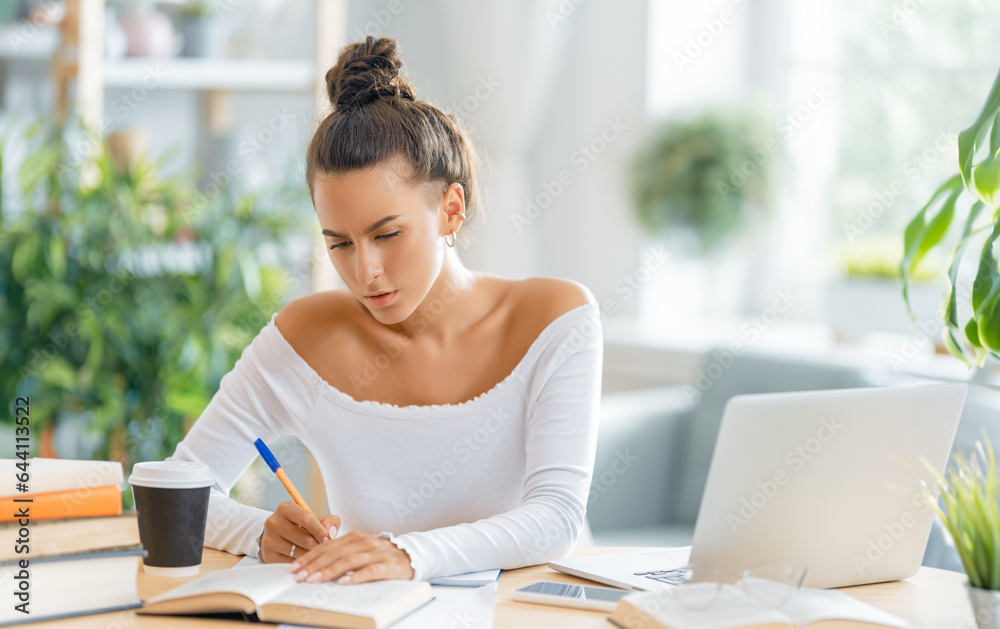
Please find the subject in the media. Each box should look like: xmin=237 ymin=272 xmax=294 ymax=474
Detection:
xmin=274 ymin=290 xmax=359 ymax=347
xmin=507 ymin=277 xmax=596 ymax=329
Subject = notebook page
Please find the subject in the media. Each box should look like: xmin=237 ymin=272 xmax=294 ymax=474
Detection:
xmin=266 ymin=579 xmax=424 ymax=615
xmin=385 ymin=583 xmax=496 ymax=629
xmin=628 ymin=585 xmax=792 ymax=629
xmin=145 ymin=564 xmax=296 ymax=606
xmin=782 ymin=588 xmax=910 ymax=628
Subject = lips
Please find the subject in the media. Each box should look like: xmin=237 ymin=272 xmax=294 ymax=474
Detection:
xmin=364 ymin=290 xmax=397 ymax=308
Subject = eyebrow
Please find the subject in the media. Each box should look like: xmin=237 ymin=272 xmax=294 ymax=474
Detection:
xmin=322 ymin=215 xmax=402 ymax=239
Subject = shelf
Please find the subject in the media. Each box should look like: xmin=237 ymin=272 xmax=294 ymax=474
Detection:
xmin=0 ymin=24 xmax=59 ymax=59
xmin=0 ymin=22 xmax=314 ymax=92
xmin=103 ymin=58 xmax=314 ymax=91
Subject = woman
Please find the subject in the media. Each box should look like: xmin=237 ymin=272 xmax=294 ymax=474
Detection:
xmin=167 ymin=36 xmax=602 ymax=585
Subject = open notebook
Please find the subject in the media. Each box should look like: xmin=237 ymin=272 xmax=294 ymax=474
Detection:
xmin=139 ymin=564 xmax=433 ymax=629
xmin=234 ymin=554 xmax=501 ymax=586
xmin=609 ymin=584 xmax=910 ymax=629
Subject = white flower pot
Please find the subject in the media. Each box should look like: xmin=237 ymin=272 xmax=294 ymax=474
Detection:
xmin=968 ymin=584 xmax=1000 ymax=629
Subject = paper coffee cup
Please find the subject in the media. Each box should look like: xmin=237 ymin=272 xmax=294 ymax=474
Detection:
xmin=129 ymin=461 xmax=214 ymax=577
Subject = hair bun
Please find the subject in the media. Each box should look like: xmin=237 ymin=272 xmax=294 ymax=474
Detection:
xmin=325 ymin=36 xmax=416 ymax=112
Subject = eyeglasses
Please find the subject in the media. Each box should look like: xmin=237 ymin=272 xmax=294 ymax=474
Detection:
xmin=636 ymin=563 xmax=809 ymax=612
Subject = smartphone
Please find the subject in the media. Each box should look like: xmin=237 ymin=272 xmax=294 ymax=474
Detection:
xmin=511 ymin=581 xmax=630 ymax=612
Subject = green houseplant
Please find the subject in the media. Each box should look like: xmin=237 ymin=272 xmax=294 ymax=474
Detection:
xmin=0 ymin=120 xmax=313 ymax=506
xmin=629 ymin=108 xmax=774 ymax=255
xmin=901 ymin=67 xmax=1000 ymax=368
xmin=900 ymin=65 xmax=1000 ymax=626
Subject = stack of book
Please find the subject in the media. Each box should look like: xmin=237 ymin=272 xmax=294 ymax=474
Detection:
xmin=0 ymin=458 xmax=145 ymax=626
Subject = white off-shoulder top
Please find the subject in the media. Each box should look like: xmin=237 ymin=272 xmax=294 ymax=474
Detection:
xmin=166 ymin=302 xmax=603 ymax=580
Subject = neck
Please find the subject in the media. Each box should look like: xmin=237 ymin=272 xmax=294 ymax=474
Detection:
xmin=391 ymin=249 xmax=479 ymax=341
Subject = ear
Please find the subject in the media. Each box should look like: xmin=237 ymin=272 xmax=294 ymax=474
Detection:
xmin=438 ymin=182 xmax=466 ymax=237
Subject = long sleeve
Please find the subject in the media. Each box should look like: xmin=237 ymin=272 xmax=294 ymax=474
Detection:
xmin=165 ymin=317 xmax=322 ymax=559
xmin=383 ymin=305 xmax=603 ymax=580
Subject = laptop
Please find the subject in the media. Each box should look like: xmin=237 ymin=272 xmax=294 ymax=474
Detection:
xmin=550 ymin=382 xmax=968 ymax=590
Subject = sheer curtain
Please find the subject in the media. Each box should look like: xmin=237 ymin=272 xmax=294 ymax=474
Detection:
xmin=348 ymin=0 xmax=650 ymax=313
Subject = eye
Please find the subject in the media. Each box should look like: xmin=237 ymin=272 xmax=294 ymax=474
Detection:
xmin=328 ymin=241 xmax=349 ymax=250
xmin=377 ymin=231 xmax=401 ymax=241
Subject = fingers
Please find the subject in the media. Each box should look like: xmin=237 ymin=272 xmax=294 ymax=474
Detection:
xmin=260 ymin=523 xmax=318 ymax=564
xmin=347 ymin=562 xmax=398 ymax=584
xmin=304 ymin=550 xmax=374 ymax=584
xmin=289 ymin=531 xmax=364 ymax=574
xmin=261 ymin=504 xmax=340 ymax=564
xmin=318 ymin=514 xmax=341 ymax=540
xmin=287 ymin=532 xmax=414 ymax=584
xmin=277 ymin=501 xmax=330 ymax=544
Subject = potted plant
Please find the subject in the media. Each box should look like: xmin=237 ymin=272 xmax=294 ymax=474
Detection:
xmin=628 ymin=108 xmax=776 ymax=320
xmin=900 ymin=67 xmax=1000 ymax=370
xmin=826 ymin=236 xmax=946 ymax=340
xmin=630 ymin=108 xmax=774 ymax=255
xmin=173 ymin=1 xmax=226 ymax=58
xmin=901 ymin=65 xmax=1000 ymax=626
xmin=0 ymin=119 xmax=313 ymax=507
xmin=913 ymin=433 xmax=1000 ymax=628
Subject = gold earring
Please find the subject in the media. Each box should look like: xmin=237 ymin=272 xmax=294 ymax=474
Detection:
xmin=444 ymin=231 xmax=457 ymax=247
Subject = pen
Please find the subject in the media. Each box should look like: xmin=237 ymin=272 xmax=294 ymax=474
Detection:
xmin=254 ymin=438 xmax=312 ymax=512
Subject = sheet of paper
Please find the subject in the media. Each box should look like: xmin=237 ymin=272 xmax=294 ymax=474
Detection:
xmin=235 ymin=554 xmax=261 ymax=568
xmin=278 ymin=583 xmax=496 ymax=629
xmin=429 ymin=569 xmax=502 ymax=586
xmin=783 ymin=587 xmax=910 ymax=628
xmin=375 ymin=583 xmax=495 ymax=629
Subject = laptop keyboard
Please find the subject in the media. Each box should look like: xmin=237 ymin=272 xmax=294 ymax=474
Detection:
xmin=633 ymin=569 xmax=688 ymax=585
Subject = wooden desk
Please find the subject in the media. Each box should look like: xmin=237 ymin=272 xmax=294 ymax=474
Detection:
xmin=33 ymin=547 xmax=976 ymax=628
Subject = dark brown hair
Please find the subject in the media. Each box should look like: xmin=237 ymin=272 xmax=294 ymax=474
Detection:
xmin=306 ymin=37 xmax=480 ymax=222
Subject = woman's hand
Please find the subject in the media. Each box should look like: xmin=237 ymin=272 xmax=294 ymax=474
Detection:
xmin=287 ymin=531 xmax=414 ymax=584
xmin=258 ymin=501 xmax=341 ymax=565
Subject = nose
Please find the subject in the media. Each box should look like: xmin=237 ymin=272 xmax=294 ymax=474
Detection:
xmin=355 ymin=244 xmax=383 ymax=286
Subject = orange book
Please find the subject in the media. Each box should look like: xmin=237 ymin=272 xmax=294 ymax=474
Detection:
xmin=0 ymin=485 xmax=123 ymax=522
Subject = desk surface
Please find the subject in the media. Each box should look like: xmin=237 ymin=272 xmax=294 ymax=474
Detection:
xmin=33 ymin=546 xmax=975 ymax=628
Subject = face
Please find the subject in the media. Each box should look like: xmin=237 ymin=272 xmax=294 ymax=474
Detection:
xmin=312 ymin=161 xmax=450 ymax=325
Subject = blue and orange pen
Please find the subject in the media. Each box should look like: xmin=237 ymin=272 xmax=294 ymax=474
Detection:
xmin=254 ymin=438 xmax=312 ymax=513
